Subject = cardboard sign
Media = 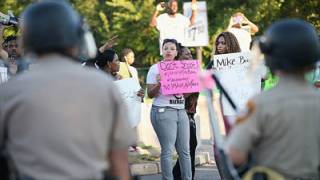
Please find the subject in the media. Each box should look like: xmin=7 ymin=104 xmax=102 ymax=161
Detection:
xmin=114 ymin=78 xmax=142 ymax=128
xmin=211 ymin=52 xmax=262 ymax=115
xmin=183 ymin=1 xmax=209 ymax=47
xmin=158 ymin=60 xmax=201 ymax=95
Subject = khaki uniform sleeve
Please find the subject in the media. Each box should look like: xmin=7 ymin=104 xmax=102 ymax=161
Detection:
xmin=109 ymin=83 xmax=136 ymax=150
xmin=225 ymin=100 xmax=262 ymax=154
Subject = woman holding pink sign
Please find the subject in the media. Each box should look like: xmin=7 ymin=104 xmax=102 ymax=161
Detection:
xmin=146 ymin=39 xmax=192 ymax=180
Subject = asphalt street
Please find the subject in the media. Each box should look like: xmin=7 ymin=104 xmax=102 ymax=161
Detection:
xmin=138 ymin=163 xmax=221 ymax=180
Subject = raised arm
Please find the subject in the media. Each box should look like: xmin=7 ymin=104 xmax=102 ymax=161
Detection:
xmin=242 ymin=16 xmax=259 ymax=34
xmin=99 ymin=35 xmax=118 ymax=53
xmin=0 ymin=24 xmax=8 ymax=60
xmin=189 ymin=0 xmax=197 ymax=26
xmin=149 ymin=2 xmax=165 ymax=27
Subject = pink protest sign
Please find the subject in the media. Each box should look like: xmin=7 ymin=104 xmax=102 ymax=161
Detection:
xmin=158 ymin=60 xmax=201 ymax=95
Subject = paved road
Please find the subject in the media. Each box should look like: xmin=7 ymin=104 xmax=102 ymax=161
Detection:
xmin=138 ymin=163 xmax=221 ymax=180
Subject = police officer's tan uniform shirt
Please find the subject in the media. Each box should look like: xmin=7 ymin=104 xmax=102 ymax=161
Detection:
xmin=226 ymin=75 xmax=320 ymax=179
xmin=0 ymin=54 xmax=135 ymax=179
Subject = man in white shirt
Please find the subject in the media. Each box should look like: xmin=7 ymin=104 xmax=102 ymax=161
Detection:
xmin=149 ymin=0 xmax=197 ymax=53
xmin=227 ymin=12 xmax=259 ymax=52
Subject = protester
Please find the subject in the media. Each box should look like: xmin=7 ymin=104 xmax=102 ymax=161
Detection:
xmin=207 ymin=32 xmax=241 ymax=132
xmin=147 ymin=38 xmax=192 ymax=180
xmin=205 ymin=31 xmax=241 ymax=179
xmin=225 ymin=19 xmax=320 ymax=179
xmin=119 ymin=48 xmax=145 ymax=99
xmin=119 ymin=48 xmax=145 ymax=152
xmin=4 ymin=35 xmax=30 ymax=76
xmin=227 ymin=12 xmax=259 ymax=52
xmin=86 ymin=49 xmax=122 ymax=80
xmin=0 ymin=24 xmax=30 ymax=78
xmin=119 ymin=48 xmax=138 ymax=79
xmin=172 ymin=45 xmax=199 ymax=180
xmin=0 ymin=1 xmax=134 ymax=179
xmin=149 ymin=0 xmax=197 ymax=53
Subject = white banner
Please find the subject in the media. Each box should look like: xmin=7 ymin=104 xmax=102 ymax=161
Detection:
xmin=183 ymin=1 xmax=209 ymax=47
xmin=0 ymin=66 xmax=8 ymax=84
xmin=114 ymin=78 xmax=142 ymax=128
xmin=212 ymin=52 xmax=263 ymax=115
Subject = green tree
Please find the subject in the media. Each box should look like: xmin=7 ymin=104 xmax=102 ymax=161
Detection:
xmin=1 ymin=0 xmax=319 ymax=67
xmin=103 ymin=0 xmax=159 ymax=66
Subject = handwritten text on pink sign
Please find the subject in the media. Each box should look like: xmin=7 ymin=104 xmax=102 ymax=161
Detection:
xmin=158 ymin=60 xmax=200 ymax=95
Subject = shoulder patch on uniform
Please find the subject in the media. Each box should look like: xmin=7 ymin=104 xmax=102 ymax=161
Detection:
xmin=235 ymin=100 xmax=256 ymax=125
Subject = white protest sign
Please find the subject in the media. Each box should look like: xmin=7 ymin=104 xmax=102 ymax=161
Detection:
xmin=212 ymin=52 xmax=262 ymax=115
xmin=0 ymin=66 xmax=8 ymax=84
xmin=183 ymin=1 xmax=209 ymax=47
xmin=114 ymin=78 xmax=142 ymax=128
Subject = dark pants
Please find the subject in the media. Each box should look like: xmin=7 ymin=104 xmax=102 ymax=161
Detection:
xmin=172 ymin=113 xmax=197 ymax=180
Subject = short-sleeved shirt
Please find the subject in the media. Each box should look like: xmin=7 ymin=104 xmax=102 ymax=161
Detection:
xmin=0 ymin=54 xmax=135 ymax=179
xmin=225 ymin=75 xmax=320 ymax=179
xmin=156 ymin=13 xmax=190 ymax=53
xmin=146 ymin=63 xmax=185 ymax=109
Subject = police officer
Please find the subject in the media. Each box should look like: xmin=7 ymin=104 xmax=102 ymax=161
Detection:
xmin=0 ymin=1 xmax=135 ymax=179
xmin=225 ymin=19 xmax=320 ymax=179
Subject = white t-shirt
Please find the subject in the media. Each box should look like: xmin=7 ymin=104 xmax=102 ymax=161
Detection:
xmin=128 ymin=65 xmax=138 ymax=80
xmin=228 ymin=27 xmax=252 ymax=52
xmin=146 ymin=63 xmax=185 ymax=109
xmin=156 ymin=13 xmax=190 ymax=53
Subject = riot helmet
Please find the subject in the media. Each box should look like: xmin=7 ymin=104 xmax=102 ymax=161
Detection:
xmin=20 ymin=1 xmax=96 ymax=59
xmin=259 ymin=19 xmax=320 ymax=72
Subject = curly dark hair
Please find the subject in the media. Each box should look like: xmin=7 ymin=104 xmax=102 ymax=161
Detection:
xmin=214 ymin=32 xmax=241 ymax=55
xmin=2 ymin=35 xmax=18 ymax=48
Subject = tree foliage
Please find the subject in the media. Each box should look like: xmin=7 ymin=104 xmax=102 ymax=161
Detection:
xmin=1 ymin=0 xmax=319 ymax=67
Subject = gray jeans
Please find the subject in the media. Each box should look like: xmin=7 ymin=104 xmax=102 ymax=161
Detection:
xmin=151 ymin=106 xmax=192 ymax=180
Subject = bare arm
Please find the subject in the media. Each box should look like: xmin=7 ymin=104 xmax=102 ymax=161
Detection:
xmin=147 ymin=73 xmax=161 ymax=98
xmin=247 ymin=21 xmax=259 ymax=34
xmin=149 ymin=10 xmax=159 ymax=27
xmin=0 ymin=24 xmax=8 ymax=60
xmin=147 ymin=83 xmax=161 ymax=98
xmin=108 ymin=149 xmax=131 ymax=180
xmin=189 ymin=0 xmax=197 ymax=26
xmin=242 ymin=16 xmax=259 ymax=34
xmin=150 ymin=2 xmax=166 ymax=27
xmin=99 ymin=35 xmax=118 ymax=53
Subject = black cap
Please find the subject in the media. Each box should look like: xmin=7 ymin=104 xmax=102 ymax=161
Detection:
xmin=259 ymin=19 xmax=320 ymax=71
xmin=21 ymin=1 xmax=82 ymax=56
